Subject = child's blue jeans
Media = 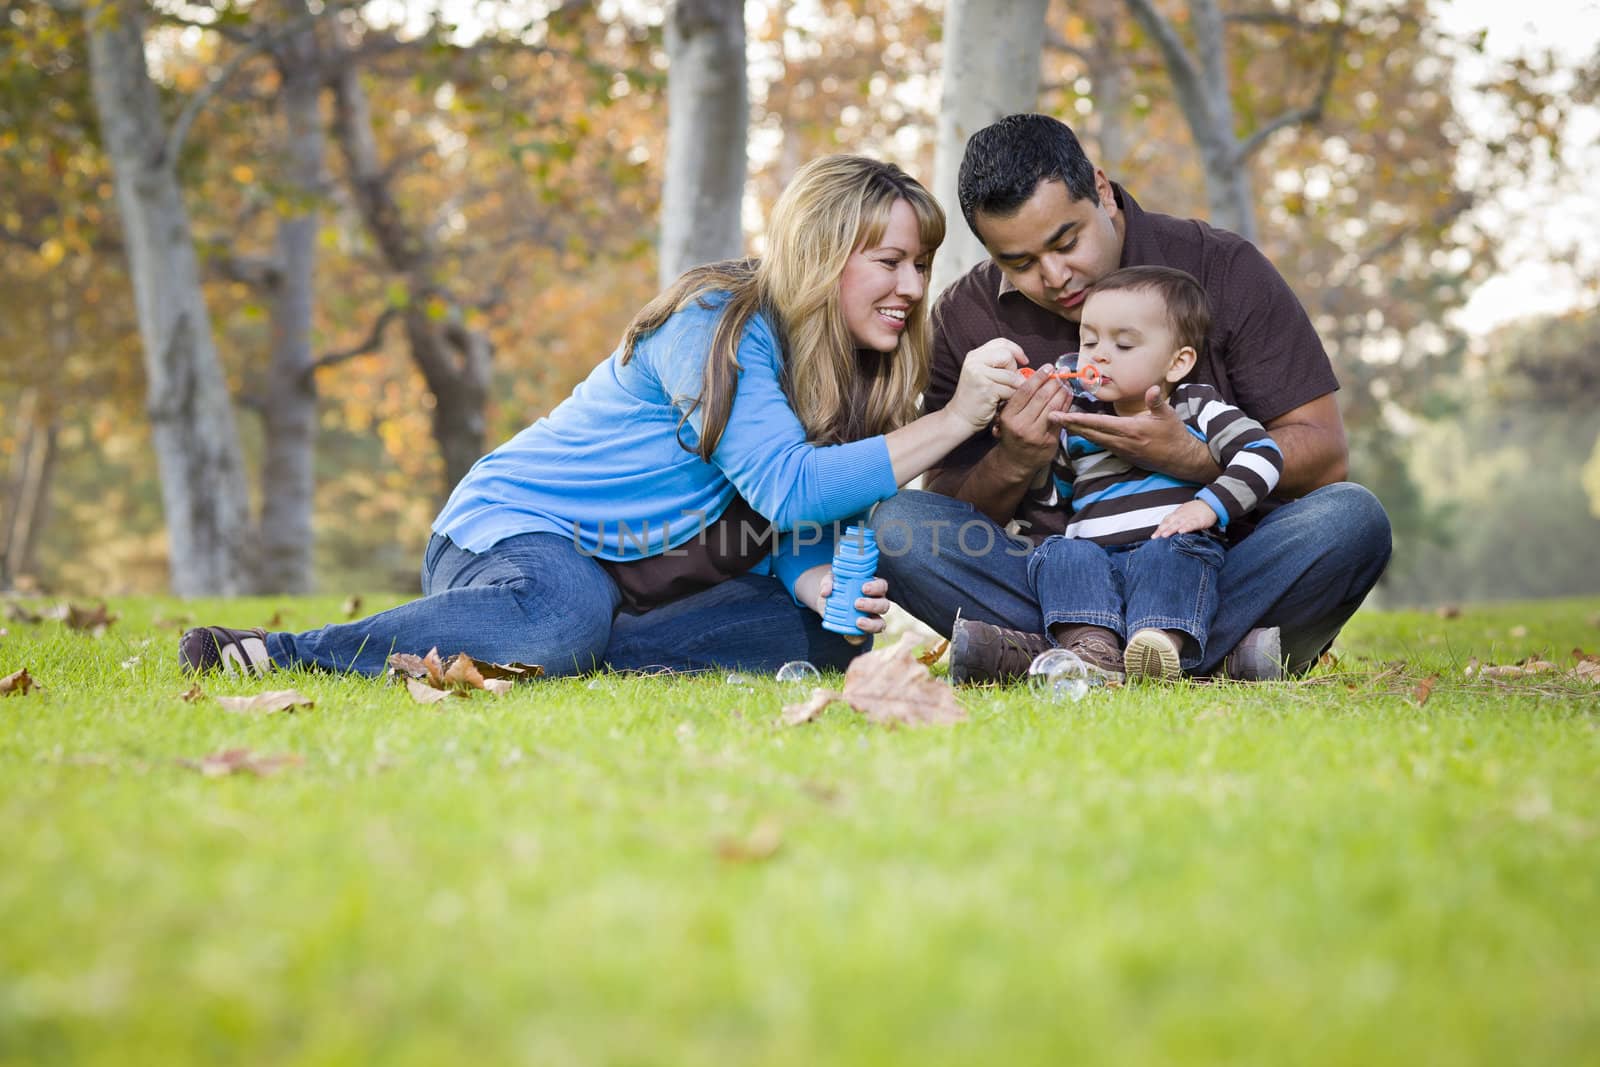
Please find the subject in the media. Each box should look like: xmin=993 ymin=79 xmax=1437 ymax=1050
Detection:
xmin=1026 ymin=532 xmax=1226 ymax=670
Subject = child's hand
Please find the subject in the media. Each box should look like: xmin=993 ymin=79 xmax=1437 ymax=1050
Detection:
xmin=1152 ymin=499 xmax=1218 ymax=538
xmin=816 ymin=573 xmax=891 ymax=645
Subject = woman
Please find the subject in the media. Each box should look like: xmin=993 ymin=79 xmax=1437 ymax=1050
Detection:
xmin=180 ymin=155 xmax=1021 ymax=676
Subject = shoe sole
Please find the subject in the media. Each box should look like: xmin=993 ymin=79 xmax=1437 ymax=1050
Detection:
xmin=1124 ymin=632 xmax=1180 ymax=682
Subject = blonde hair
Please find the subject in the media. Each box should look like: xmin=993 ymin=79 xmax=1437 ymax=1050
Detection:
xmin=621 ymin=155 xmax=945 ymax=460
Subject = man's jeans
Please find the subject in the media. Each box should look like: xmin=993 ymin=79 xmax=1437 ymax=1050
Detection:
xmin=266 ymin=531 xmax=862 ymax=677
xmin=871 ymin=483 xmax=1391 ymax=675
xmin=1031 ymin=533 xmax=1225 ymax=671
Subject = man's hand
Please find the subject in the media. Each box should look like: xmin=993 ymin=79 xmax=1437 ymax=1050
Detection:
xmin=991 ymin=355 xmax=1074 ymax=476
xmin=1053 ymin=385 xmax=1217 ymax=483
xmin=1152 ymin=499 xmax=1218 ymax=538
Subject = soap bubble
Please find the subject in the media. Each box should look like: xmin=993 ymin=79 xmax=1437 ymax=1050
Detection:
xmin=775 ymin=661 xmax=821 ymax=685
xmin=725 ymin=672 xmax=753 ymax=688
xmin=1027 ymin=647 xmax=1098 ymax=703
xmin=1054 ymin=352 xmax=1099 ymax=400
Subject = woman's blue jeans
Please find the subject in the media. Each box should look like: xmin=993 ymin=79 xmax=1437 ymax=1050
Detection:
xmin=264 ymin=531 xmax=862 ymax=677
xmin=1029 ymin=533 xmax=1225 ymax=670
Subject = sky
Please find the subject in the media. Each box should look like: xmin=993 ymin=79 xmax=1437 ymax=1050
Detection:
xmin=1440 ymin=0 xmax=1600 ymax=335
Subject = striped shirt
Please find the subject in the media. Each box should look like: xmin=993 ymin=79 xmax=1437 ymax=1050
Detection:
xmin=1050 ymin=383 xmax=1284 ymax=547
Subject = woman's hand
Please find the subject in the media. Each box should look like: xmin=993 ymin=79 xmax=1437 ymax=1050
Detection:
xmin=946 ymin=339 xmax=1027 ymax=433
xmin=814 ymin=571 xmax=892 ymax=646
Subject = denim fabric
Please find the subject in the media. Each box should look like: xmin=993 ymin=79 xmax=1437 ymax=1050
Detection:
xmin=264 ymin=532 xmax=868 ymax=678
xmin=603 ymin=573 xmax=867 ymax=674
xmin=871 ymin=482 xmax=1391 ymax=676
xmin=265 ymin=532 xmax=623 ymax=677
xmin=1027 ymin=533 xmax=1225 ymax=670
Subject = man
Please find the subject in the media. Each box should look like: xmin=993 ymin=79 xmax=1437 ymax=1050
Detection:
xmin=871 ymin=113 xmax=1391 ymax=682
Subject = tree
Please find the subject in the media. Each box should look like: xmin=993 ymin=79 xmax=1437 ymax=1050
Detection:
xmin=660 ymin=0 xmax=748 ymax=286
xmin=83 ymin=0 xmax=251 ymax=596
xmin=931 ymin=0 xmax=1049 ymax=296
xmin=1120 ymin=0 xmax=1343 ymax=242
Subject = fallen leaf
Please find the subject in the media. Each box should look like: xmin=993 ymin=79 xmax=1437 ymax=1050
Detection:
xmin=177 ymin=683 xmax=205 ymax=702
xmin=179 ymin=748 xmax=304 ymax=778
xmin=215 ymin=689 xmax=315 ymax=715
xmin=482 ymin=678 xmax=513 ymax=695
xmin=841 ymin=641 xmax=967 ymax=727
xmin=4 ymin=602 xmax=42 ymax=624
xmin=1463 ymin=656 xmax=1480 ymax=678
xmin=342 ymin=595 xmax=363 ymax=619
xmin=1 ymin=667 xmax=36 ymax=696
xmin=1574 ymin=660 xmax=1600 ymax=682
xmin=716 ymin=820 xmax=783 ymax=863
xmin=405 ymin=676 xmax=455 ymax=704
xmin=781 ymin=687 xmax=841 ymax=726
xmin=916 ymin=637 xmax=951 ymax=666
xmin=63 ymin=602 xmax=117 ymax=636
xmin=1435 ymin=604 xmax=1461 ymax=619
xmin=443 ymin=653 xmax=486 ymax=690
xmin=152 ymin=612 xmax=194 ymax=630
xmin=265 ymin=610 xmax=285 ymax=628
xmin=388 ymin=648 xmax=448 ymax=686
xmin=1413 ymin=674 xmax=1439 ymax=706
xmin=1509 ymin=625 xmax=1529 ymax=639
xmin=1319 ymin=651 xmax=1341 ymax=671
xmin=467 ymin=658 xmax=544 ymax=681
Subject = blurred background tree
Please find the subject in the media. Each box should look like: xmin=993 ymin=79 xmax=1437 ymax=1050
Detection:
xmin=2 ymin=0 xmax=1595 ymax=604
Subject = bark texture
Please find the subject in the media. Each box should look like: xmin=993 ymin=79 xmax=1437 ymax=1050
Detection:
xmin=931 ymin=0 xmax=1050 ymax=298
xmin=659 ymin=0 xmax=748 ymax=287
xmin=85 ymin=0 xmax=250 ymax=595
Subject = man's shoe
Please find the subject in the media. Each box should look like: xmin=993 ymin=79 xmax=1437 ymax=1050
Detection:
xmin=1125 ymin=628 xmax=1182 ymax=682
xmin=949 ymin=618 xmax=1053 ymax=685
xmin=179 ymin=626 xmax=275 ymax=675
xmin=1221 ymin=626 xmax=1284 ymax=681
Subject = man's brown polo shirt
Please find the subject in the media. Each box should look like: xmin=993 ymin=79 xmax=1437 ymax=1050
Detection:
xmin=925 ymin=183 xmax=1339 ymax=541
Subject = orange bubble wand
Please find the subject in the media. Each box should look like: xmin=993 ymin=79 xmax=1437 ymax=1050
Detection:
xmin=1018 ymin=362 xmax=1102 ymax=388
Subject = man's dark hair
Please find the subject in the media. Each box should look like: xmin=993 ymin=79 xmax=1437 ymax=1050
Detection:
xmin=1087 ymin=266 xmax=1210 ymax=354
xmin=957 ymin=114 xmax=1098 ymax=238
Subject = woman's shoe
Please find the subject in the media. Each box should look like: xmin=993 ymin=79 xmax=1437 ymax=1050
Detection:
xmin=179 ymin=626 xmax=275 ymax=675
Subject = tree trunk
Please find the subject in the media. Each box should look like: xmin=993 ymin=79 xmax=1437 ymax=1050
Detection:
xmin=1123 ymin=0 xmax=1257 ymax=240
xmin=331 ymin=58 xmax=493 ymax=500
xmin=660 ymin=0 xmax=748 ymax=287
xmin=0 ymin=389 xmax=56 ymax=591
xmin=84 ymin=0 xmax=250 ymax=596
xmin=931 ymin=0 xmax=1050 ymax=298
xmin=253 ymin=6 xmax=325 ymax=595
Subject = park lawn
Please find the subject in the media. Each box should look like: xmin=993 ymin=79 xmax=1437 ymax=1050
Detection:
xmin=1 ymin=596 xmax=1597 ymax=1067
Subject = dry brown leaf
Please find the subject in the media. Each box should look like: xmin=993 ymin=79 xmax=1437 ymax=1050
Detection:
xmin=265 ymin=610 xmax=285 ymax=628
xmin=781 ymin=687 xmax=841 ymax=726
xmin=216 ymin=689 xmax=315 ymax=715
xmin=63 ymin=602 xmax=117 ymax=636
xmin=1509 ymin=625 xmax=1529 ymax=639
xmin=177 ymin=683 xmax=206 ymax=702
xmin=1413 ymin=674 xmax=1439 ymax=706
xmin=443 ymin=653 xmax=487 ymax=690
xmin=180 ymin=748 xmax=303 ymax=778
xmin=468 ymin=658 xmax=545 ymax=681
xmin=5 ymin=602 xmax=42 ymax=625
xmin=387 ymin=648 xmax=448 ymax=686
xmin=2 ymin=667 xmax=36 ymax=696
xmin=1463 ymin=656 xmax=1480 ymax=678
xmin=1318 ymin=651 xmax=1341 ymax=671
xmin=841 ymin=641 xmax=966 ymax=727
xmin=1573 ymin=660 xmax=1600 ymax=682
xmin=1435 ymin=604 xmax=1461 ymax=619
xmin=916 ymin=638 xmax=951 ymax=666
xmin=342 ymin=595 xmax=363 ymax=619
xmin=482 ymin=678 xmax=514 ymax=695
xmin=716 ymin=820 xmax=783 ymax=863
xmin=405 ymin=677 xmax=455 ymax=704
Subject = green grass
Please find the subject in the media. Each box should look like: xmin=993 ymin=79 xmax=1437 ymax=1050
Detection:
xmin=2 ymin=596 xmax=1598 ymax=1066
